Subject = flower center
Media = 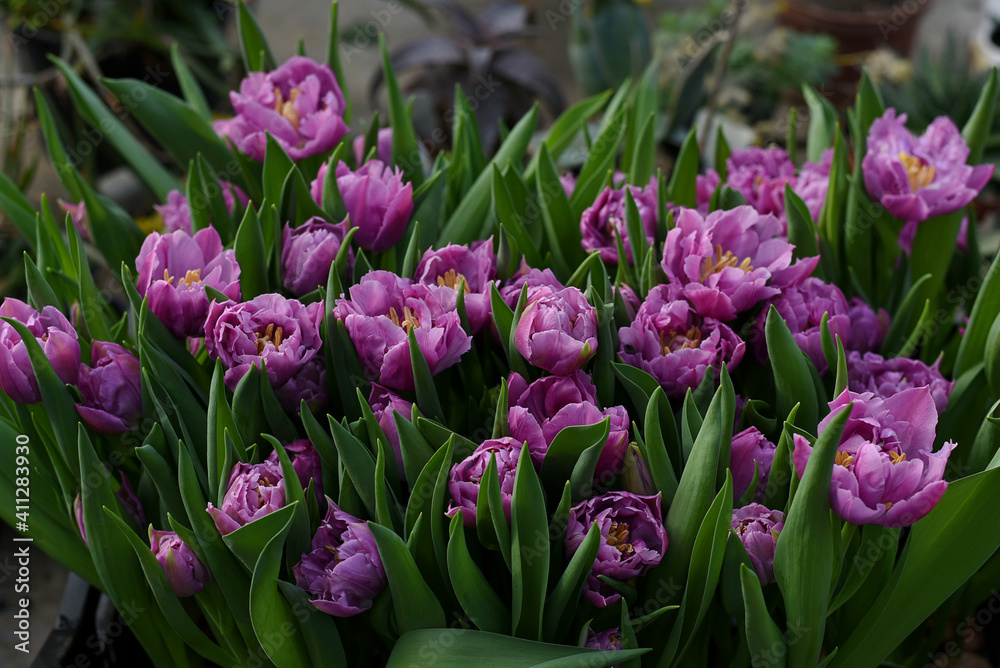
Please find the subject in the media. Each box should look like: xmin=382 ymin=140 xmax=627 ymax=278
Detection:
xmin=178 ymin=269 xmax=202 ymax=287
xmin=606 ymin=521 xmax=635 ymax=554
xmin=436 ymin=269 xmax=471 ymax=294
xmin=274 ymin=87 xmax=301 ymax=131
xmin=888 ymin=450 xmax=906 ymax=465
xmin=255 ymin=323 xmax=284 ymax=354
xmin=324 ymin=544 xmax=344 ymax=563
xmin=388 ymin=306 xmax=420 ymax=332
xmin=835 ymin=451 xmax=854 ymax=468
xmin=255 ymin=478 xmax=273 ymax=508
xmin=898 ymin=152 xmax=935 ymax=192
xmin=700 ymin=246 xmax=753 ymax=282
xmin=660 ymin=326 xmax=702 ymax=355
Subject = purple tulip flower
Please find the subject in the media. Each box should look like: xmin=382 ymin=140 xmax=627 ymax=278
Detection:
xmin=752 ymin=277 xmax=851 ymax=373
xmin=793 ymin=388 xmax=956 ymax=527
xmin=560 ymin=172 xmax=577 ymax=198
xmin=661 ymin=206 xmax=818 ymax=321
xmin=731 ymin=427 xmax=776 ymax=503
xmin=76 ymin=341 xmax=142 ymax=434
xmin=618 ymin=286 xmax=745 ymax=398
xmin=0 ymin=298 xmax=80 ymax=404
xmin=311 ymin=160 xmax=413 ymax=253
xmin=847 ymin=351 xmax=953 ymax=415
xmin=726 ymin=147 xmax=796 ymax=218
xmin=75 ymin=472 xmax=145 ymax=546
xmin=150 ymin=529 xmax=209 ymax=597
xmin=281 ymin=217 xmax=353 ymax=296
xmin=514 ymin=286 xmax=598 ymax=375
xmin=353 ymin=127 xmax=393 ymax=166
xmin=731 ymin=503 xmax=785 ymax=584
xmin=207 ymin=460 xmax=286 ymax=535
xmin=267 ymin=439 xmax=324 ymax=505
xmin=368 ymin=383 xmax=414 ymax=479
xmin=794 ymin=148 xmax=833 ymax=221
xmin=565 ymin=491 xmax=668 ymax=607
xmin=614 ymin=283 xmax=641 ymax=322
xmin=136 ymin=227 xmax=242 ymax=339
xmin=59 ymin=200 xmax=90 ymax=242
xmin=214 ymin=56 xmax=348 ymax=162
xmin=499 ymin=261 xmax=564 ymax=309
xmin=333 ymin=271 xmax=471 ymax=392
xmin=205 ymin=294 xmax=326 ymax=411
xmin=414 ymin=238 xmax=496 ymax=334
xmin=155 ymin=183 xmax=249 ymax=235
xmin=585 ymin=628 xmax=624 ymax=651
xmin=293 ymin=503 xmax=386 ymax=617
xmin=862 ymin=109 xmax=993 ymax=223
xmin=580 ymin=183 xmax=658 ymax=265
xmin=507 ymin=371 xmax=630 ymax=474
xmin=446 ymin=437 xmax=524 ymax=527
xmin=846 ymin=297 xmax=890 ymax=353
xmin=696 ymin=169 xmax=721 ymax=214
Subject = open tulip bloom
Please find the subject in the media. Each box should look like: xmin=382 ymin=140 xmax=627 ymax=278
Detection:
xmin=5 ymin=12 xmax=1000 ymax=668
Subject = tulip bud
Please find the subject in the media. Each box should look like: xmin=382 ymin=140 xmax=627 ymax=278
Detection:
xmin=207 ymin=461 xmax=286 ymax=535
xmin=0 ymin=298 xmax=80 ymax=404
xmin=150 ymin=529 xmax=209 ymax=597
xmin=514 ymin=287 xmax=598 ymax=376
xmin=76 ymin=341 xmax=142 ymax=434
xmin=293 ymin=502 xmax=386 ymax=616
xmin=732 ymin=503 xmax=785 ymax=585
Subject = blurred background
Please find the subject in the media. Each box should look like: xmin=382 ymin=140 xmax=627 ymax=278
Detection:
xmin=1 ymin=0 xmax=999 ymax=665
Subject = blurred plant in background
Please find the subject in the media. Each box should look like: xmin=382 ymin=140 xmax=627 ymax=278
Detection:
xmin=371 ymin=0 xmax=565 ymax=154
xmin=569 ymin=0 xmax=652 ymax=96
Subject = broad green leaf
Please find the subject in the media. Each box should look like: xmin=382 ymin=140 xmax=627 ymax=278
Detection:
xmin=385 ymin=629 xmax=647 ymax=667
xmin=765 ymin=306 xmax=819 ymax=431
xmin=511 ymin=449 xmax=549 ymax=640
xmin=543 ymin=521 xmax=601 ymax=643
xmin=773 ymin=402 xmax=852 ymax=668
xmin=237 ymin=0 xmax=277 ymax=71
xmin=831 ymin=465 xmax=1000 ymax=667
xmin=49 ymin=58 xmax=178 ymax=199
xmin=249 ymin=505 xmax=313 ymax=668
xmin=447 ymin=511 xmax=511 ymax=634
xmin=379 ymin=34 xmax=423 ymax=188
xmin=666 ymin=128 xmax=699 ymax=209
xmin=370 ymin=521 xmax=447 ymax=632
xmin=741 ymin=564 xmax=786 ymax=668
xmin=102 ymin=77 xmax=235 ymax=177
xmin=439 ymin=106 xmax=539 ymax=244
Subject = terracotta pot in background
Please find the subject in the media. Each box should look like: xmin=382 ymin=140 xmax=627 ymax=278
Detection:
xmin=778 ymin=0 xmax=935 ymax=106
xmin=778 ymin=0 xmax=934 ymax=56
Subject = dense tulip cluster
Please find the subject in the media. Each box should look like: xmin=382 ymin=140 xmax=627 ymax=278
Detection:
xmin=3 ymin=36 xmax=996 ymax=668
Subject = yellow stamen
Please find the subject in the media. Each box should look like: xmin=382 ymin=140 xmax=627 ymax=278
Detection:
xmin=256 ymin=478 xmax=273 ymax=508
xmin=274 ymin=87 xmax=301 ymax=130
xmin=660 ymin=326 xmax=703 ymax=356
xmin=889 ymin=451 xmax=906 ymax=465
xmin=898 ymin=152 xmax=936 ymax=192
xmin=835 ymin=451 xmax=854 ymax=468
xmin=436 ymin=269 xmax=472 ymax=294
xmin=254 ymin=323 xmax=285 ymax=354
xmin=388 ymin=306 xmax=420 ymax=332
xmin=178 ymin=268 xmax=202 ymax=288
xmin=162 ymin=268 xmax=175 ymax=285
xmin=606 ymin=521 xmax=635 ymax=554
xmin=700 ymin=245 xmax=753 ymax=282
xmin=324 ymin=544 xmax=344 ymax=563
